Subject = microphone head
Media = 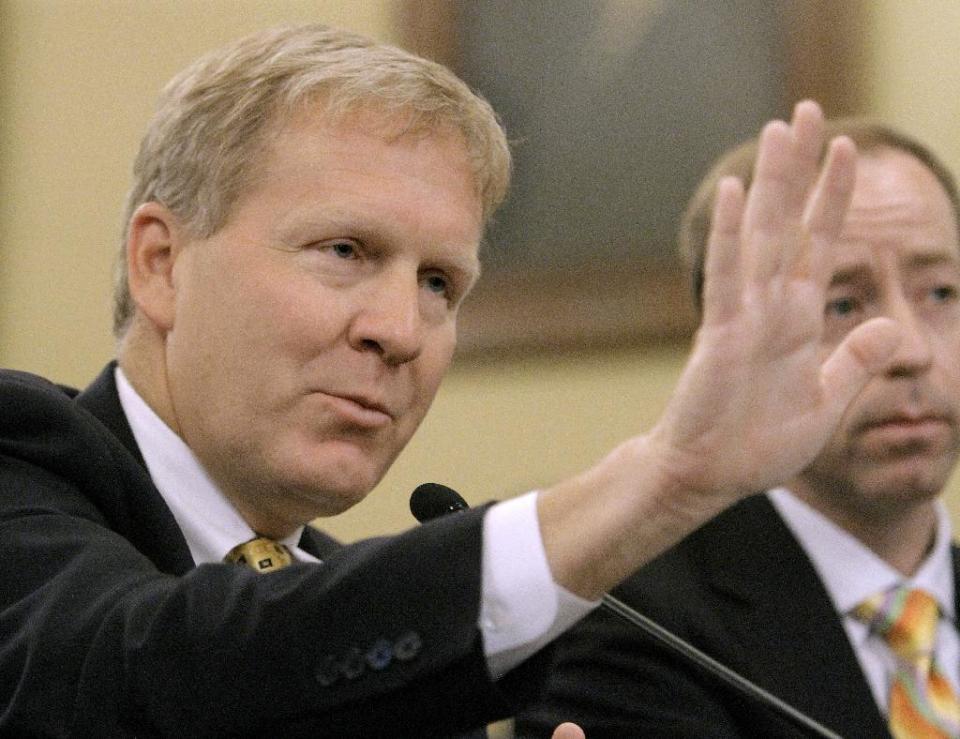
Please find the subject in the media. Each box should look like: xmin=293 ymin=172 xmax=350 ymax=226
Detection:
xmin=410 ymin=482 xmax=469 ymax=522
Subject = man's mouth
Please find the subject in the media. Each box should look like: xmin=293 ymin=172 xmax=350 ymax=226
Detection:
xmin=318 ymin=391 xmax=394 ymax=428
xmin=857 ymin=413 xmax=952 ymax=447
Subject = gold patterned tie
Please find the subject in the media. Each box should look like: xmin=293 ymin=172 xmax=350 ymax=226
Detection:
xmin=854 ymin=587 xmax=960 ymax=738
xmin=224 ymin=537 xmax=293 ymax=573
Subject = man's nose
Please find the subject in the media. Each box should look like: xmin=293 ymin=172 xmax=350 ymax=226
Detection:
xmin=885 ymin=299 xmax=934 ymax=379
xmin=348 ymin=270 xmax=424 ymax=365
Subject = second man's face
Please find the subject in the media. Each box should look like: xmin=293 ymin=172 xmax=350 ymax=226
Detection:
xmin=796 ymin=147 xmax=960 ymax=515
xmin=162 ymin=106 xmax=483 ymax=535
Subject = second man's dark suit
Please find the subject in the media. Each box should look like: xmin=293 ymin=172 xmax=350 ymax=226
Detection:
xmin=516 ymin=494 xmax=960 ymax=738
xmin=0 ymin=365 xmax=546 ymax=737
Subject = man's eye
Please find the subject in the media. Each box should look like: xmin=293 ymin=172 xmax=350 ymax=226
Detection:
xmin=329 ymin=242 xmax=357 ymax=259
xmin=424 ymin=274 xmax=449 ymax=295
xmin=826 ymin=297 xmax=858 ymax=317
xmin=932 ymin=285 xmax=958 ymax=302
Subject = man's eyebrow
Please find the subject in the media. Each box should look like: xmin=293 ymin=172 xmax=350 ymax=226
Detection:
xmin=272 ymin=212 xmax=361 ymax=240
xmin=829 ymin=250 xmax=960 ymax=287
xmin=902 ymin=251 xmax=960 ymax=270
xmin=829 ymin=265 xmax=871 ymax=287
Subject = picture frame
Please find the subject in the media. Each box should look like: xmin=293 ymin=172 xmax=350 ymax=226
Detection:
xmin=398 ymin=1 xmax=866 ymax=358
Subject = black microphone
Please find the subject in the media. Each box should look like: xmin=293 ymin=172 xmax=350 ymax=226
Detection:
xmin=410 ymin=482 xmax=469 ymax=522
xmin=409 ymin=483 xmax=842 ymax=739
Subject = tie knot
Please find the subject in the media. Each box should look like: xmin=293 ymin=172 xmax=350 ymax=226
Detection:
xmin=225 ymin=537 xmax=293 ymax=573
xmin=854 ymin=587 xmax=939 ymax=664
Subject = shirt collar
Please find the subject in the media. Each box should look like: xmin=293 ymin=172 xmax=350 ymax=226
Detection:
xmin=114 ymin=367 xmax=314 ymax=566
xmin=768 ymin=487 xmax=954 ymax=622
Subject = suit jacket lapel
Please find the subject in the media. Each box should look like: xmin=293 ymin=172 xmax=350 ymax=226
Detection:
xmin=75 ymin=363 xmax=195 ymax=575
xmin=76 ymin=362 xmax=146 ymax=464
xmin=704 ymin=495 xmax=890 ymax=739
xmin=300 ymin=525 xmax=341 ymax=559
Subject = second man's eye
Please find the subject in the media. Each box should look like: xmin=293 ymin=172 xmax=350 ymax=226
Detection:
xmin=826 ymin=297 xmax=858 ymax=316
xmin=932 ymin=285 xmax=958 ymax=302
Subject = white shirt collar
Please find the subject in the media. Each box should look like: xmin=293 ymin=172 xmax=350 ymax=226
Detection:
xmin=114 ymin=367 xmax=316 ymax=566
xmin=768 ymin=487 xmax=954 ymax=621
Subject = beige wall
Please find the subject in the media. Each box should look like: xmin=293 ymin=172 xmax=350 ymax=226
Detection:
xmin=2 ymin=2 xmax=960 ymax=546
xmin=863 ymin=1 xmax=960 ymax=180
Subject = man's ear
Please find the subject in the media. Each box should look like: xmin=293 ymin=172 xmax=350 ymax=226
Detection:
xmin=126 ymin=202 xmax=187 ymax=333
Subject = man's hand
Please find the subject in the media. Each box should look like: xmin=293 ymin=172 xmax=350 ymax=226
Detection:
xmin=538 ymin=101 xmax=902 ymax=600
xmin=648 ymin=100 xmax=902 ymax=500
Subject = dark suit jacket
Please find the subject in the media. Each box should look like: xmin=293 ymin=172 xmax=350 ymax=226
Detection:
xmin=0 ymin=365 xmax=544 ymax=737
xmin=515 ymin=494 xmax=960 ymax=738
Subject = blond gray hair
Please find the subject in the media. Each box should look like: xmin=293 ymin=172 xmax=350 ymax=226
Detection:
xmin=113 ymin=23 xmax=511 ymax=336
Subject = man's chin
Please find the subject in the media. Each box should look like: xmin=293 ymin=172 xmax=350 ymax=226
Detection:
xmin=309 ymin=486 xmax=375 ymax=518
xmin=265 ymin=437 xmax=401 ymax=517
xmin=857 ymin=461 xmax=953 ymax=504
xmin=282 ymin=463 xmax=388 ymax=518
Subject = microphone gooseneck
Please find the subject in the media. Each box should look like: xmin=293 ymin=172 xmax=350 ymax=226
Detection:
xmin=408 ymin=483 xmax=842 ymax=739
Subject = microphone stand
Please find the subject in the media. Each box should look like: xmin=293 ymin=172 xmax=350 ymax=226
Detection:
xmin=410 ymin=483 xmax=844 ymax=739
xmin=600 ymin=593 xmax=843 ymax=739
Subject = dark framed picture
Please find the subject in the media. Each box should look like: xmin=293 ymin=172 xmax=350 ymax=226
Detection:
xmin=399 ymin=1 xmax=866 ymax=358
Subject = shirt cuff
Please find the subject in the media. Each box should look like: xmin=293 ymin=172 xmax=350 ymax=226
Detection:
xmin=480 ymin=491 xmax=599 ymax=679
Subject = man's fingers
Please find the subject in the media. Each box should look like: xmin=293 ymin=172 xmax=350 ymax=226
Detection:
xmin=701 ymin=176 xmax=745 ymax=323
xmin=799 ymin=135 xmax=858 ymax=283
xmin=551 ymin=722 xmax=587 ymax=739
xmin=820 ymin=317 xmax=902 ymax=417
xmin=790 ymin=100 xmax=828 ymax=181
xmin=740 ymin=119 xmax=794 ymax=271
xmin=742 ymin=102 xmax=826 ymax=284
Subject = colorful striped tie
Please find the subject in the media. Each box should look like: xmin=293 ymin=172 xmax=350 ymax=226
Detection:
xmin=854 ymin=587 xmax=960 ymax=738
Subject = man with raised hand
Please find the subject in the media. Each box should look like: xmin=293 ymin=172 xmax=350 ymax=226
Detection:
xmin=0 ymin=24 xmax=898 ymax=738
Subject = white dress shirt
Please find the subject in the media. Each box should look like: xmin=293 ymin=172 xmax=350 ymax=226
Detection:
xmin=769 ymin=487 xmax=960 ymax=712
xmin=114 ymin=367 xmax=596 ymax=679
